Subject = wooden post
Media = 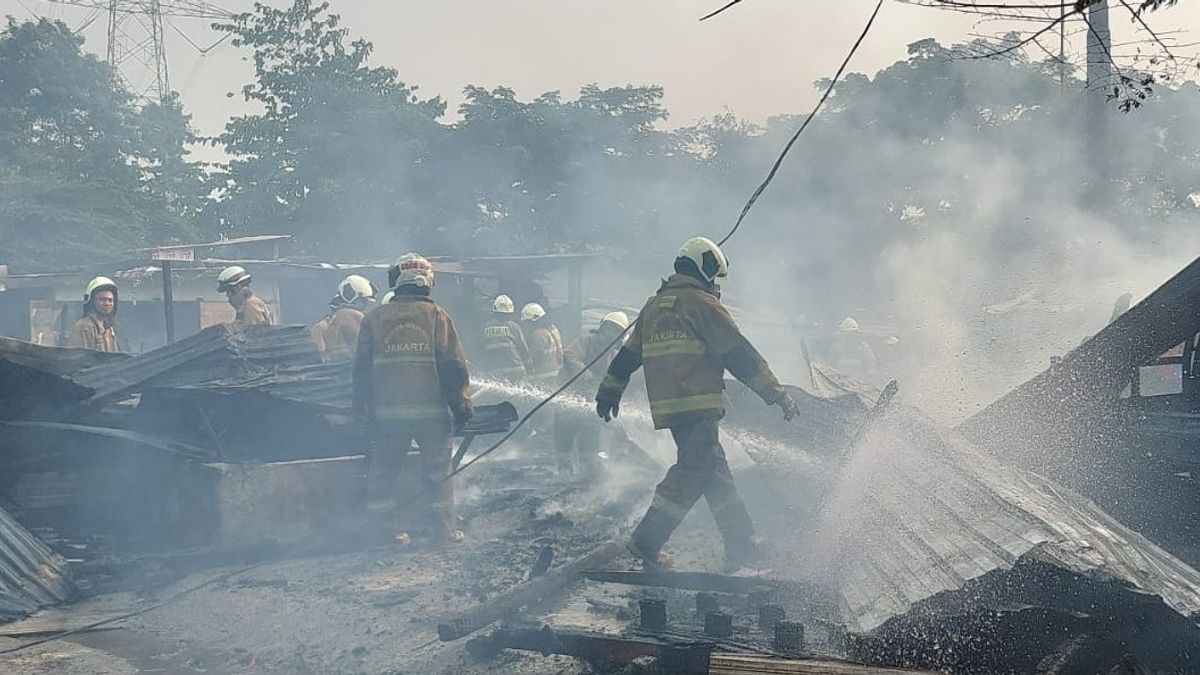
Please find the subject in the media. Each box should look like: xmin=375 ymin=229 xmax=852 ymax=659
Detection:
xmin=161 ymin=259 xmax=175 ymax=344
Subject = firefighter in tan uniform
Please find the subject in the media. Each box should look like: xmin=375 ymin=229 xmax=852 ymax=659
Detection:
xmin=555 ymin=310 xmax=629 ymax=474
xmin=217 ymin=266 xmax=273 ymax=326
xmin=353 ymin=253 xmax=473 ymax=544
xmin=521 ymin=303 xmax=563 ymax=386
xmin=481 ymin=294 xmax=531 ymax=378
xmin=322 ymin=275 xmax=377 ymax=361
xmin=68 ymin=276 xmax=120 ymax=352
xmin=596 ymin=237 xmax=799 ymax=571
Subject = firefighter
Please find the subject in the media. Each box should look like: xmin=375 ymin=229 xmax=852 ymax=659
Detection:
xmin=353 ymin=253 xmax=473 ymax=544
xmin=322 ymin=274 xmax=377 ymax=361
xmin=68 ymin=276 xmax=120 ymax=352
xmin=828 ymin=316 xmax=877 ymax=381
xmin=555 ymin=310 xmax=629 ymax=475
xmin=595 ymin=236 xmax=799 ymax=571
xmin=481 ymin=294 xmax=530 ymax=378
xmin=522 ymin=302 xmax=564 ymax=386
xmin=217 ymin=266 xmax=273 ymax=326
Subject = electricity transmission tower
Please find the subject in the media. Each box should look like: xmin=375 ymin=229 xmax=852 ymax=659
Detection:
xmin=44 ymin=0 xmax=232 ymax=101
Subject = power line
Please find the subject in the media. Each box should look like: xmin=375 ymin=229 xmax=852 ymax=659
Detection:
xmin=718 ymin=0 xmax=885 ymax=246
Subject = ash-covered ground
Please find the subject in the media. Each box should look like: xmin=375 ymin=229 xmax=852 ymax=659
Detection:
xmin=1 ymin=425 xmax=801 ymax=675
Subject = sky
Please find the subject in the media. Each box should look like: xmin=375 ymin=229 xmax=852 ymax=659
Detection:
xmin=1 ymin=0 xmax=1196 ymax=139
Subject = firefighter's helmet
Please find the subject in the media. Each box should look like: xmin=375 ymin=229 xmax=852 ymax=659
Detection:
xmin=492 ymin=294 xmax=515 ymax=314
xmin=521 ymin=302 xmax=546 ymax=322
xmin=84 ymin=276 xmax=118 ymax=305
xmin=677 ymin=236 xmax=729 ymax=282
xmin=600 ymin=311 xmax=630 ymax=331
xmin=388 ymin=253 xmax=434 ymax=290
xmin=217 ymin=266 xmax=252 ymax=292
xmin=338 ymin=274 xmax=377 ymax=304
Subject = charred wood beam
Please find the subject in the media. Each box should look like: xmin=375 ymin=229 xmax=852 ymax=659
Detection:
xmin=582 ymin=569 xmax=781 ymax=595
xmin=437 ymin=541 xmax=623 ymax=641
xmin=467 ymin=624 xmax=715 ymax=673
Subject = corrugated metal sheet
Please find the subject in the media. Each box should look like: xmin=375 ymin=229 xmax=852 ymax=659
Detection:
xmin=0 ymin=338 xmax=129 ymax=377
xmin=0 ymin=504 xmax=74 ymax=623
xmin=71 ymin=324 xmax=321 ymax=404
xmin=821 ymin=407 xmax=1200 ymax=633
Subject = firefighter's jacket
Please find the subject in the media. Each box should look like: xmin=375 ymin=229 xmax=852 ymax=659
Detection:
xmin=527 ymin=323 xmax=564 ymax=380
xmin=562 ymin=331 xmax=613 ymax=391
xmin=236 ymin=293 xmax=273 ymax=326
xmin=68 ymin=315 xmax=118 ymax=353
xmin=309 ymin=316 xmax=330 ymax=355
xmin=597 ymin=274 xmax=786 ymax=430
xmin=353 ymin=294 xmax=472 ymax=431
xmin=482 ymin=317 xmax=530 ymax=376
xmin=323 ymin=306 xmax=366 ymax=362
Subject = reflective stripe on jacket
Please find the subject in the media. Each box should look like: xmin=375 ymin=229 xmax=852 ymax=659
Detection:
xmin=597 ymin=274 xmax=785 ymax=430
xmin=353 ymin=295 xmax=471 ymax=428
xmin=482 ymin=318 xmax=530 ymax=375
xmin=527 ymin=324 xmax=564 ymax=379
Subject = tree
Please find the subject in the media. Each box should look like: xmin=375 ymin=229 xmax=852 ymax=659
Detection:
xmin=208 ymin=0 xmax=446 ymax=258
xmin=0 ymin=18 xmax=200 ymax=271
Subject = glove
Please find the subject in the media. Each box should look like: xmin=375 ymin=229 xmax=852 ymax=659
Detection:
xmin=596 ymin=395 xmax=621 ymax=422
xmin=777 ymin=393 xmax=800 ymax=422
xmin=452 ymin=401 xmax=474 ymax=432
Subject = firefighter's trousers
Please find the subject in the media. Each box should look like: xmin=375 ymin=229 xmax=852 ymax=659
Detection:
xmin=374 ymin=419 xmax=455 ymax=540
xmin=630 ymin=418 xmax=755 ymax=557
xmin=554 ymin=408 xmax=601 ymax=474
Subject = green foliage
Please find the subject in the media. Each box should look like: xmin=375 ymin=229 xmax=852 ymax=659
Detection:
xmin=0 ymin=18 xmax=200 ymax=271
xmin=208 ymin=0 xmax=446 ymax=253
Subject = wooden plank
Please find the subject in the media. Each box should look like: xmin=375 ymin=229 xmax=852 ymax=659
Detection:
xmin=709 ymin=653 xmax=934 ymax=674
xmin=437 ymin=541 xmax=624 ymax=641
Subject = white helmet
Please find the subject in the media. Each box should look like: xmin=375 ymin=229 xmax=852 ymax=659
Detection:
xmin=338 ymin=274 xmax=377 ymax=304
xmin=521 ymin=302 xmax=546 ymax=322
xmin=379 ymin=290 xmax=396 ymax=305
xmin=84 ymin=276 xmax=118 ymax=304
xmin=677 ymin=236 xmax=729 ymax=282
xmin=839 ymin=317 xmax=860 ymax=333
xmin=389 ymin=253 xmax=434 ymax=290
xmin=217 ymin=265 xmax=252 ymax=292
xmin=492 ymin=294 xmax=515 ymax=314
xmin=600 ymin=311 xmax=630 ymax=331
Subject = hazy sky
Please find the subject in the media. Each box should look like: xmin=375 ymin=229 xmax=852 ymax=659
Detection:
xmin=2 ymin=0 xmax=1196 ymax=139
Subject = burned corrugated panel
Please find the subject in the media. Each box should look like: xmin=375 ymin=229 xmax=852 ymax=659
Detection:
xmin=71 ymin=324 xmax=321 ymax=404
xmin=0 ymin=504 xmax=74 ymax=623
xmin=815 ymin=407 xmax=1200 ymax=672
xmin=0 ymin=337 xmax=129 ymax=376
xmin=199 ymin=360 xmax=354 ymax=410
xmin=133 ymin=382 xmax=362 ymax=463
xmin=0 ymin=338 xmax=125 ymax=420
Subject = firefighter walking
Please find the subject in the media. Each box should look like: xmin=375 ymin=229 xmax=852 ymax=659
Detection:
xmin=68 ymin=276 xmax=120 ymax=352
xmin=353 ymin=253 xmax=473 ymax=544
xmin=595 ymin=237 xmax=798 ymax=571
